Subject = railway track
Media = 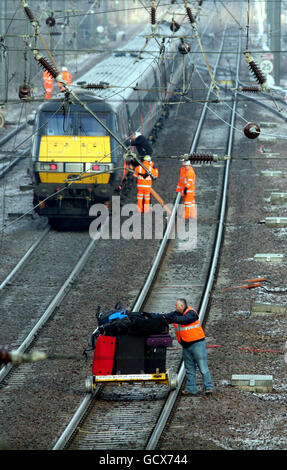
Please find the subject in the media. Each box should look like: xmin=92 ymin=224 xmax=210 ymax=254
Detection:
xmin=0 ymin=3 xmax=285 ymax=452
xmin=0 ymin=4 xmax=220 ymax=450
xmin=0 ymin=228 xmax=91 ymax=383
xmin=0 ymin=121 xmax=32 ymax=179
xmin=52 ymin=24 xmax=241 ymax=451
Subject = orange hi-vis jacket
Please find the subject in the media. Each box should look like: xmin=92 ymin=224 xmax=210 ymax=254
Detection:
xmin=183 ymin=166 xmax=196 ymax=193
xmin=174 ymin=306 xmax=205 ymax=344
xmin=176 ymin=164 xmax=186 ymax=194
xmin=133 ymin=161 xmax=158 ymax=188
xmin=182 ymin=166 xmax=196 ymax=219
xmin=58 ymin=70 xmax=72 ymax=91
xmin=43 ymin=71 xmax=54 ymax=91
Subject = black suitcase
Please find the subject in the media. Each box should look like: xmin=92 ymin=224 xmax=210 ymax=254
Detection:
xmin=145 ymin=346 xmax=167 ymax=373
xmin=113 ymin=335 xmax=145 ymax=374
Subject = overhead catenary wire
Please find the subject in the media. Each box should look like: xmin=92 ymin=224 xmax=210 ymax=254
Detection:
xmin=3 ymin=0 xmax=287 ymax=238
xmin=6 ymin=1 xmax=287 ymax=146
xmin=1 ymin=0 xmax=180 ymax=231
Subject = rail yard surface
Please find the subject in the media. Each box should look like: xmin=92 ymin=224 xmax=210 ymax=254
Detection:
xmin=0 ymin=0 xmax=286 ymax=458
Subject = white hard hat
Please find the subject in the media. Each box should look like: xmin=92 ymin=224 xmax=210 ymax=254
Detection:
xmin=134 ymin=132 xmax=141 ymax=138
xmin=143 ymin=155 xmax=151 ymax=161
xmin=62 ymin=66 xmax=67 ymax=71
xmin=183 ymin=160 xmax=191 ymax=166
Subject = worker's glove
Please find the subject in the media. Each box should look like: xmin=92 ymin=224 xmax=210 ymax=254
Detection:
xmin=161 ymin=314 xmax=173 ymax=324
xmin=183 ymin=187 xmax=187 ymax=195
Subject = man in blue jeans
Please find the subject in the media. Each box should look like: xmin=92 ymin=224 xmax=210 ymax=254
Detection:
xmin=146 ymin=298 xmax=213 ymax=396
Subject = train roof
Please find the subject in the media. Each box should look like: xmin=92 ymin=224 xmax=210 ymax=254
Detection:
xmin=71 ymin=21 xmax=188 ymax=110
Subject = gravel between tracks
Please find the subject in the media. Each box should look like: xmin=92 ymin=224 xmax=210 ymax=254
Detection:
xmin=0 ymin=90 xmax=286 ymax=452
xmin=159 ymin=105 xmax=287 ymax=452
xmin=0 ymin=99 xmax=195 ymax=450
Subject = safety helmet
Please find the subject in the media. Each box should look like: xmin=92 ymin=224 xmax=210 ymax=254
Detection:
xmin=134 ymin=131 xmax=141 ymax=138
xmin=62 ymin=66 xmax=68 ymax=71
xmin=183 ymin=160 xmax=191 ymax=166
xmin=143 ymin=155 xmax=151 ymax=161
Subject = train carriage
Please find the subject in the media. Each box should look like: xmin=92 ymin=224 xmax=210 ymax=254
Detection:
xmin=28 ymin=22 xmax=190 ymax=220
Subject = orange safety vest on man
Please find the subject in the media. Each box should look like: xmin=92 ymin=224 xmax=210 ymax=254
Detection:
xmin=182 ymin=162 xmax=196 ymax=219
xmin=173 ymin=306 xmax=205 ymax=344
xmin=58 ymin=67 xmax=72 ymax=91
xmin=43 ymin=70 xmax=54 ymax=100
xmin=176 ymin=160 xmax=186 ymax=194
xmin=133 ymin=157 xmax=158 ymax=213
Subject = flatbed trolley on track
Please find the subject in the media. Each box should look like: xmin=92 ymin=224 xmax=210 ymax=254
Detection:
xmin=85 ymin=370 xmax=178 ymax=392
xmin=84 ymin=309 xmax=178 ymax=393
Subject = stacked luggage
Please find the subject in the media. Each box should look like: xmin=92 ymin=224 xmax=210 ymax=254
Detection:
xmin=86 ymin=302 xmax=172 ymax=376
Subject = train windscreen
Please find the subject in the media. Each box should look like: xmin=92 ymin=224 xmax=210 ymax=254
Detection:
xmin=78 ymin=113 xmax=108 ymax=136
xmin=39 ymin=112 xmax=73 ymax=136
xmin=38 ymin=111 xmax=111 ymax=137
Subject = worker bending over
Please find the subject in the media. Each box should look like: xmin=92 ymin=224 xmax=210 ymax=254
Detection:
xmin=130 ymin=132 xmax=153 ymax=160
xmin=133 ymin=155 xmax=158 ymax=213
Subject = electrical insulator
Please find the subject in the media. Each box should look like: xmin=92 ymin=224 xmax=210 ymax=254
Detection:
xmin=23 ymin=4 xmax=35 ymax=22
xmin=248 ymin=61 xmax=266 ymax=85
xmin=151 ymin=2 xmax=156 ymax=25
xmin=0 ymin=350 xmax=11 ymax=365
xmin=46 ymin=15 xmax=56 ymax=27
xmin=83 ymin=83 xmax=106 ymax=89
xmin=186 ymin=6 xmax=196 ymax=25
xmin=18 ymin=85 xmax=31 ymax=99
xmin=170 ymin=20 xmax=180 ymax=32
xmin=245 ymin=52 xmax=266 ymax=85
xmin=33 ymin=51 xmax=58 ymax=79
xmin=240 ymin=86 xmax=261 ymax=93
xmin=0 ymin=349 xmax=47 ymax=365
xmin=178 ymin=40 xmax=190 ymax=55
xmin=243 ymin=122 xmax=260 ymax=139
xmin=188 ymin=153 xmax=214 ymax=163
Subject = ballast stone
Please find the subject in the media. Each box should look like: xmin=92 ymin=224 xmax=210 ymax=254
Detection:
xmin=231 ymin=374 xmax=273 ymax=393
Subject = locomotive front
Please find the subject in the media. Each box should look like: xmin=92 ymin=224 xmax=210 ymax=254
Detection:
xmin=30 ymin=95 xmax=124 ymax=219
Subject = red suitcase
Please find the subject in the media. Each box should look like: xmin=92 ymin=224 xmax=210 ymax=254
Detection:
xmin=92 ymin=335 xmax=116 ymax=375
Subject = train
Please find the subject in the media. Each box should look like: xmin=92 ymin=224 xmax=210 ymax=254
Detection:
xmin=27 ymin=21 xmax=192 ymax=221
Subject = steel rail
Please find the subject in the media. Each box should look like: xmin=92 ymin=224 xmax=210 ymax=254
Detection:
xmin=0 ymin=225 xmax=50 ymax=292
xmin=0 ymin=123 xmax=26 ymax=147
xmin=145 ymin=27 xmax=241 ymax=451
xmin=196 ymin=63 xmax=287 ymax=123
xmin=0 ymin=237 xmax=97 ymax=384
xmin=0 ymin=146 xmax=30 ymax=179
xmin=0 ymin=120 xmax=31 ymax=180
xmin=52 ymin=21 xmax=230 ymax=453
